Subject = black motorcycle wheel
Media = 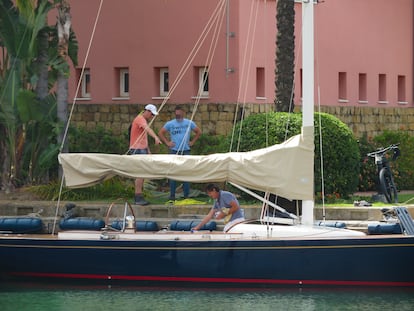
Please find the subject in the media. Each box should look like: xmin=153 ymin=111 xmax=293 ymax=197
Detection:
xmin=379 ymin=168 xmax=398 ymax=203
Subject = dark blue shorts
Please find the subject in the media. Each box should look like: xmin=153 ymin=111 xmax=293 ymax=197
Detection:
xmin=129 ymin=148 xmax=148 ymax=155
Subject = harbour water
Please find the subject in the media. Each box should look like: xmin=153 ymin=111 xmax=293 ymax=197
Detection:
xmin=0 ymin=282 xmax=413 ymax=311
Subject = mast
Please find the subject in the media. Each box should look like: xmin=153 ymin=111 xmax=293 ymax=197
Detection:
xmin=301 ymin=0 xmax=315 ymax=225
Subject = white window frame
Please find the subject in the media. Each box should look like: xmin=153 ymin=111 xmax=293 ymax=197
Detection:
xmin=198 ymin=67 xmax=209 ymax=97
xmin=119 ymin=68 xmax=129 ymax=97
xmin=81 ymin=69 xmax=91 ymax=98
xmin=160 ymin=68 xmax=169 ymax=97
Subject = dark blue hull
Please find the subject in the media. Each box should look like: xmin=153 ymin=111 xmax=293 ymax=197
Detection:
xmin=1 ymin=235 xmax=413 ymax=287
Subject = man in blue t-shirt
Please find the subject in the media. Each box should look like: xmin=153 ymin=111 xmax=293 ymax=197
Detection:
xmin=159 ymin=106 xmax=202 ymax=200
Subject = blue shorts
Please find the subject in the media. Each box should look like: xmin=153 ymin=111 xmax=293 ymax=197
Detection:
xmin=129 ymin=148 xmax=148 ymax=155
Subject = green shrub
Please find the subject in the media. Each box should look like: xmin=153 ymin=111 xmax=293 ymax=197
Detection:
xmin=356 ymin=135 xmax=377 ymax=191
xmin=228 ymin=112 xmax=360 ymax=199
xmin=69 ymin=125 xmax=127 ymax=154
xmin=191 ymin=134 xmax=228 ymax=155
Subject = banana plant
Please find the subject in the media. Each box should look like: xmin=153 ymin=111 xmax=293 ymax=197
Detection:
xmin=0 ymin=0 xmax=77 ymax=189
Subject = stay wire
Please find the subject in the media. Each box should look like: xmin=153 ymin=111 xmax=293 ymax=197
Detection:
xmin=127 ymin=0 xmax=227 ymax=155
xmin=53 ymin=0 xmax=104 ymax=235
xmin=229 ymin=0 xmax=260 ymax=153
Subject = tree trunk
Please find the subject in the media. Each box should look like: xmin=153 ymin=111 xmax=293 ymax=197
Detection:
xmin=275 ymin=0 xmax=295 ymax=112
xmin=56 ymin=0 xmax=71 ymax=154
xmin=35 ymin=29 xmax=49 ymax=101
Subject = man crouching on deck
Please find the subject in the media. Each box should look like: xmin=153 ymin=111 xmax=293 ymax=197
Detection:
xmin=192 ymin=183 xmax=245 ymax=232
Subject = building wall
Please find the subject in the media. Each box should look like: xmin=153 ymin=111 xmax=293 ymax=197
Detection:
xmin=299 ymin=0 xmax=413 ymax=108
xmin=68 ymin=0 xmax=413 ymax=110
xmin=69 ymin=0 xmax=277 ymax=105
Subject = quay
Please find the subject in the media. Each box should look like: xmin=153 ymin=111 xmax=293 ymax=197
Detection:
xmin=0 ymin=198 xmax=413 ymax=233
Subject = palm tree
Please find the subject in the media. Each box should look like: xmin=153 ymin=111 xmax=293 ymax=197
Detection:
xmin=55 ymin=0 xmax=73 ymax=155
xmin=274 ymin=0 xmax=295 ymax=112
xmin=0 ymin=0 xmax=78 ymax=189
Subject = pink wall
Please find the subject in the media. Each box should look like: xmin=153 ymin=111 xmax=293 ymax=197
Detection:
xmin=68 ymin=0 xmax=413 ymax=108
xmin=295 ymin=0 xmax=413 ymax=107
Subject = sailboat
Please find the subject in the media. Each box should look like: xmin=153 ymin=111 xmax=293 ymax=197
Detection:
xmin=1 ymin=1 xmax=414 ymax=287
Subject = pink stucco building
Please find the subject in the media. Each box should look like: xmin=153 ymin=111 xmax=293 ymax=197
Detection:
xmin=68 ymin=0 xmax=413 ymax=109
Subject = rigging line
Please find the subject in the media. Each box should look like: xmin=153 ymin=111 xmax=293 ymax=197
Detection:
xmin=318 ymin=86 xmax=326 ymax=220
xmin=155 ymin=0 xmax=226 ymax=112
xmin=233 ymin=0 xmax=260 ymax=153
xmin=237 ymin=0 xmax=259 ymax=152
xmin=283 ymin=1 xmax=301 ymax=142
xmin=314 ymin=7 xmax=326 ymax=218
xmin=53 ymin=0 xmax=104 ymax=233
xmin=130 ymin=0 xmax=227 ymax=154
xmin=229 ymin=182 xmax=297 ymax=219
xmin=59 ymin=0 xmax=104 ymax=153
xmin=229 ymin=0 xmax=257 ymax=153
xmin=263 ymin=0 xmax=269 ymax=148
xmin=190 ymin=0 xmax=226 ymax=118
xmin=175 ymin=2 xmax=226 ymax=154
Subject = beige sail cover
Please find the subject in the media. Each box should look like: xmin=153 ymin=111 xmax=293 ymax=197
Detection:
xmin=58 ymin=127 xmax=314 ymax=200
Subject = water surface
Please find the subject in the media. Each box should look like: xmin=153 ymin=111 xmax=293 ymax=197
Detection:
xmin=0 ymin=283 xmax=413 ymax=311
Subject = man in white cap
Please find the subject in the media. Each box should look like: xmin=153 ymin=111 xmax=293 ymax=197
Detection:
xmin=129 ymin=104 xmax=161 ymax=205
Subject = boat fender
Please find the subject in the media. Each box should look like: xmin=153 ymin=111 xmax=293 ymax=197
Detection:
xmin=367 ymin=223 xmax=402 ymax=235
xmin=110 ymin=220 xmax=159 ymax=231
xmin=0 ymin=217 xmax=44 ymax=233
xmin=59 ymin=218 xmax=105 ymax=231
xmin=315 ymin=221 xmax=347 ymax=228
xmin=169 ymin=220 xmax=216 ymax=231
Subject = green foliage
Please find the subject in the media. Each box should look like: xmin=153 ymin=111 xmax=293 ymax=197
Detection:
xmin=356 ymin=135 xmax=377 ymax=191
xmin=0 ymin=0 xmax=78 ymax=189
xmin=31 ymin=177 xmax=135 ymax=201
xmin=361 ymin=130 xmax=414 ymax=190
xmin=314 ymin=113 xmax=360 ymax=199
xmin=191 ymin=133 xmax=228 ymax=155
xmin=227 ymin=112 xmax=302 ymax=151
xmin=228 ymin=112 xmax=360 ymax=199
xmin=19 ymin=91 xmax=60 ymax=184
xmin=69 ymin=126 xmax=127 ymax=154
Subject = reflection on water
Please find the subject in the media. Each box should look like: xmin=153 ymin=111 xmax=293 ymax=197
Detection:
xmin=0 ymin=282 xmax=413 ymax=311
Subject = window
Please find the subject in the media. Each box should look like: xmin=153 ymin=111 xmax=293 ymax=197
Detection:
xmin=338 ymin=72 xmax=347 ymax=102
xmin=358 ymin=73 xmax=367 ymax=103
xmin=198 ymin=67 xmax=209 ymax=97
xmin=378 ymin=74 xmax=387 ymax=103
xmin=76 ymin=68 xmax=91 ymax=98
xmin=160 ymin=68 xmax=169 ymax=97
xmin=398 ymin=75 xmax=407 ymax=104
xmin=256 ymin=67 xmax=265 ymax=98
xmin=119 ymin=68 xmax=129 ymax=97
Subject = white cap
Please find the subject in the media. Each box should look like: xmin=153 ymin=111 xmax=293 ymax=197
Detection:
xmin=145 ymin=104 xmax=158 ymax=115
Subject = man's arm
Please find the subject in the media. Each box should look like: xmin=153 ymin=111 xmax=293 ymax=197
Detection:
xmin=158 ymin=127 xmax=174 ymax=148
xmin=189 ymin=126 xmax=202 ymax=147
xmin=146 ymin=126 xmax=161 ymax=145
xmin=192 ymin=208 xmax=215 ymax=231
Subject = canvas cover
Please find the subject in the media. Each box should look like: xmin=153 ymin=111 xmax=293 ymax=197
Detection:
xmin=58 ymin=126 xmax=314 ymax=200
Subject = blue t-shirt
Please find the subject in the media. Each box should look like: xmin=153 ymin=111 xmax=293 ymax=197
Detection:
xmin=163 ymin=118 xmax=197 ymax=152
xmin=213 ymin=190 xmax=244 ymax=222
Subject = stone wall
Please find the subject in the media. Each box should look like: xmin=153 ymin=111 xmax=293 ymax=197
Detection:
xmin=320 ymin=106 xmax=414 ymax=139
xmin=70 ymin=103 xmax=414 ymax=139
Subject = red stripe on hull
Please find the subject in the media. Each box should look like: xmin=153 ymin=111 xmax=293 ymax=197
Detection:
xmin=10 ymin=272 xmax=414 ymax=287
